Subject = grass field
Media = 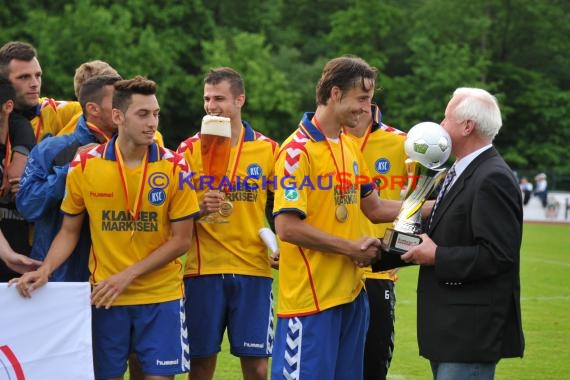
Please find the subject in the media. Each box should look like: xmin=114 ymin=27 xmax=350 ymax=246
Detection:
xmin=173 ymin=223 xmax=570 ymax=379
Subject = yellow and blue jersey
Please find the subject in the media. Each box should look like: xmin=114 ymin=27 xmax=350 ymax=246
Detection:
xmin=177 ymin=121 xmax=278 ymax=278
xmin=61 ymin=136 xmax=200 ymax=305
xmin=273 ymin=112 xmax=373 ymax=317
xmin=31 ymin=97 xmax=82 ymax=142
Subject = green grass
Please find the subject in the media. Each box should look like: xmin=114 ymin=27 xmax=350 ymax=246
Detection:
xmin=171 ymin=223 xmax=570 ymax=379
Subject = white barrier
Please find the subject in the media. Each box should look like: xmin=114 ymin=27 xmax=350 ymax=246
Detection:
xmin=523 ymin=191 xmax=570 ymax=223
xmin=0 ymin=282 xmax=94 ymax=380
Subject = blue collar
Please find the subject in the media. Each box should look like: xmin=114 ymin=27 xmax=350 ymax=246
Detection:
xmin=242 ymin=120 xmax=256 ymax=141
xmin=299 ymin=112 xmax=329 ymax=142
xmin=101 ymin=134 xmax=161 ymax=162
xmin=370 ymin=104 xmax=382 ymax=133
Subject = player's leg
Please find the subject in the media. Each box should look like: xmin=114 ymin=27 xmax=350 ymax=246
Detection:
xmin=227 ymin=275 xmax=273 ymax=380
xmin=363 ymin=278 xmax=396 ymax=380
xmin=188 ymin=356 xmax=217 ymax=380
xmin=239 ymin=357 xmax=268 ymax=380
xmin=184 ymin=275 xmax=227 ymax=380
xmin=128 ymin=352 xmax=144 ymax=380
xmin=335 ymin=290 xmax=370 ymax=380
xmin=131 ymin=300 xmax=189 ymax=378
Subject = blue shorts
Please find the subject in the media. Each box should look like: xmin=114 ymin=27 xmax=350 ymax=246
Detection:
xmin=92 ymin=299 xmax=190 ymax=378
xmin=184 ymin=274 xmax=274 ymax=358
xmin=271 ymin=291 xmax=369 ymax=380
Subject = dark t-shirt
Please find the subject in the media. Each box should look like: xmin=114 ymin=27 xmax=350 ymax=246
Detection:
xmin=0 ymin=113 xmax=36 ymax=281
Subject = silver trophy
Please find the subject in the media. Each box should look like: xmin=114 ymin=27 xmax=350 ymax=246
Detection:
xmin=381 ymin=122 xmax=451 ymax=255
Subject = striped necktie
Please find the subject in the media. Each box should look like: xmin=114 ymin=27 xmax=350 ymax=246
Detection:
xmin=428 ymin=166 xmax=456 ymax=229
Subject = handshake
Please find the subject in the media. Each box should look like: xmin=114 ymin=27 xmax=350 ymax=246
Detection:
xmin=351 ymin=234 xmax=432 ymax=271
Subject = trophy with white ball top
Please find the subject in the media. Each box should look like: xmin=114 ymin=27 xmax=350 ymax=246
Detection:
xmin=380 ymin=122 xmax=452 ymax=256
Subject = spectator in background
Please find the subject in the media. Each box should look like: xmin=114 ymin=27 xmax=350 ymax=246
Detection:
xmin=519 ymin=177 xmax=533 ymax=206
xmin=534 ymin=173 xmax=548 ymax=208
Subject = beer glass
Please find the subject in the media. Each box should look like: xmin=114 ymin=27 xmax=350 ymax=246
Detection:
xmin=198 ymin=115 xmax=231 ymax=224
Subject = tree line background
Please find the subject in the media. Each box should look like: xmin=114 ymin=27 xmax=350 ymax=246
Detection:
xmin=2 ymin=0 xmax=569 ymax=188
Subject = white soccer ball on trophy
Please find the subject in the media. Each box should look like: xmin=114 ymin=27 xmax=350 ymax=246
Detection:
xmin=405 ymin=122 xmax=452 ymax=169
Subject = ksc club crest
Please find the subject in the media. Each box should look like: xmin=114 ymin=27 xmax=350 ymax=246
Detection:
xmin=148 ymin=172 xmax=168 ymax=206
xmin=247 ymin=163 xmax=262 ymax=179
xmin=375 ymin=158 xmax=390 ymax=174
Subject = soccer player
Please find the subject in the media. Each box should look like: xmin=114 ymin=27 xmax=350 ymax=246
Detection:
xmin=0 ymin=41 xmax=81 ymax=142
xmin=11 ymin=76 xmax=200 ymax=379
xmin=54 ymin=60 xmax=120 ymax=137
xmin=271 ymin=56 xmax=403 ymax=380
xmin=16 ymin=74 xmax=122 ymax=282
xmin=0 ymin=76 xmax=40 ymax=280
xmin=345 ymin=104 xmax=408 ymax=380
xmin=56 ymin=60 xmax=165 ymax=147
xmin=177 ymin=67 xmax=278 ymax=380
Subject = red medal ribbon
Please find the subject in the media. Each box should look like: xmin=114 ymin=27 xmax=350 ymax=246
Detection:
xmin=115 ymin=140 xmax=149 ymax=238
xmin=225 ymin=126 xmax=245 ymax=194
xmin=314 ymin=116 xmax=347 ymax=198
xmin=86 ymin=121 xmax=112 ymax=142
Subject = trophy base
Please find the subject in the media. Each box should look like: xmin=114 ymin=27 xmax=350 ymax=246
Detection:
xmin=197 ymin=212 xmax=229 ymax=224
xmin=380 ymin=228 xmax=422 ymax=255
xmin=373 ymin=228 xmax=422 ymax=271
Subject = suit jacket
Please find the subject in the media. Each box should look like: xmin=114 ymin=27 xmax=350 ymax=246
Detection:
xmin=416 ymin=146 xmax=525 ymax=362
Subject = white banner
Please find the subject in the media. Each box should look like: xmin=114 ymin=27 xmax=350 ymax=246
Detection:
xmin=0 ymin=282 xmax=94 ymax=380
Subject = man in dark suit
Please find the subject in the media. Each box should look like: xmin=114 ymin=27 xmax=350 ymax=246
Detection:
xmin=400 ymin=87 xmax=525 ymax=379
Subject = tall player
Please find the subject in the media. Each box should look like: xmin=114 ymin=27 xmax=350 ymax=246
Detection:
xmin=177 ymin=67 xmax=278 ymax=380
xmin=271 ymin=56 xmax=404 ymax=380
xmin=11 ymin=76 xmax=200 ymax=379
xmin=345 ymin=104 xmax=408 ymax=380
xmin=0 ymin=41 xmax=81 ymax=142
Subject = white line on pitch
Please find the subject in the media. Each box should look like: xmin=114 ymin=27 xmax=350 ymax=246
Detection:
xmin=524 ymin=258 xmax=570 ymax=267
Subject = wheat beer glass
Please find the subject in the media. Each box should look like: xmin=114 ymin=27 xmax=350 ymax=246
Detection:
xmin=198 ymin=115 xmax=231 ymax=223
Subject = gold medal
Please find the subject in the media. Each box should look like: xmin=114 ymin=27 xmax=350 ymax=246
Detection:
xmin=219 ymin=200 xmax=234 ymax=217
xmin=335 ymin=204 xmax=348 ymax=223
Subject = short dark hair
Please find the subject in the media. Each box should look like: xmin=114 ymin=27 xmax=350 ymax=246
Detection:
xmin=79 ymin=74 xmax=122 ymax=114
xmin=112 ymin=76 xmax=157 ymax=113
xmin=0 ymin=76 xmax=16 ymax=105
xmin=0 ymin=41 xmax=38 ymax=78
xmin=204 ymin=67 xmax=245 ymax=97
xmin=315 ymin=56 xmax=377 ymax=106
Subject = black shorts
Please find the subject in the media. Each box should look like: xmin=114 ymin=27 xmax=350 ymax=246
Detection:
xmin=364 ymin=277 xmax=396 ymax=380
